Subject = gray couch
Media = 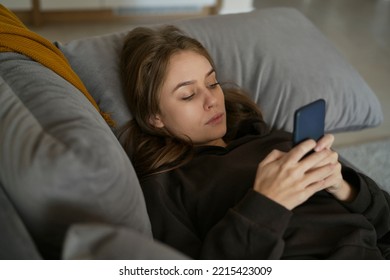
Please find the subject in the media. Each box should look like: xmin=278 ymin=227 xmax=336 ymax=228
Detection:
xmin=0 ymin=7 xmax=384 ymax=259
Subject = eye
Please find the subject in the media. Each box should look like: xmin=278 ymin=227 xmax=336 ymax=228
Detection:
xmin=208 ymin=82 xmax=220 ymax=89
xmin=182 ymin=93 xmax=195 ymax=101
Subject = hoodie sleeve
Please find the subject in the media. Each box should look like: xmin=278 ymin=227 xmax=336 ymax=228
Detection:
xmin=340 ymin=165 xmax=390 ymax=257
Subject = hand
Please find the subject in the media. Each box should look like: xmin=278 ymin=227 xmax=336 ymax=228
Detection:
xmin=326 ymin=180 xmax=356 ymax=202
xmin=253 ymin=139 xmax=339 ymax=210
xmin=313 ymin=134 xmax=356 ymax=202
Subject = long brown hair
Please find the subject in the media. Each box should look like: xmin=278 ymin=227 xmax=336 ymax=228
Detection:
xmin=120 ymin=25 xmax=264 ymax=178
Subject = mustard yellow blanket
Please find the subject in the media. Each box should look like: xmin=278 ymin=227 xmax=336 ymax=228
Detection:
xmin=0 ymin=4 xmax=114 ymax=127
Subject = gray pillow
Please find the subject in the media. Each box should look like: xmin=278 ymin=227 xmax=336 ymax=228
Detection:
xmin=0 ymin=53 xmax=152 ymax=259
xmin=59 ymin=7 xmax=382 ymax=133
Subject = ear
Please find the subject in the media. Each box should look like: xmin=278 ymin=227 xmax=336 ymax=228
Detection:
xmin=149 ymin=114 xmax=165 ymax=128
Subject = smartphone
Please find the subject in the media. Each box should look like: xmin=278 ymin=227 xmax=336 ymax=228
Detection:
xmin=293 ymin=99 xmax=326 ymax=146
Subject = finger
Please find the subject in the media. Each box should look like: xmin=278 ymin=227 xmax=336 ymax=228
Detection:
xmin=305 ymin=179 xmax=328 ymax=197
xmin=314 ymin=134 xmax=334 ymax=152
xmin=323 ymin=163 xmax=343 ymax=188
xmin=310 ymin=149 xmax=339 ymax=168
xmin=299 ymin=148 xmax=335 ymax=172
xmin=303 ymin=162 xmax=337 ymax=187
xmin=287 ymin=139 xmax=317 ymax=163
xmin=260 ymin=149 xmax=285 ymax=167
xmin=292 ymin=179 xmax=328 ymax=207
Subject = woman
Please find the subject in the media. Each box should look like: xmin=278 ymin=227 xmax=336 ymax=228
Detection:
xmin=120 ymin=25 xmax=390 ymax=259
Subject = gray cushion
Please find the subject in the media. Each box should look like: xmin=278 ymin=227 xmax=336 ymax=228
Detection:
xmin=62 ymin=223 xmax=189 ymax=260
xmin=59 ymin=7 xmax=382 ymax=133
xmin=0 ymin=54 xmax=151 ymax=259
xmin=0 ymin=183 xmax=41 ymax=260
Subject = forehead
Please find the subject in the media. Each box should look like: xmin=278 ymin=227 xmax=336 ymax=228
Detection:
xmin=166 ymin=50 xmax=213 ymax=78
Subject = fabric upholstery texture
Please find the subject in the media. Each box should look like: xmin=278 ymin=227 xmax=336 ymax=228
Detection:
xmin=62 ymin=223 xmax=189 ymax=260
xmin=0 ymin=4 xmax=114 ymax=126
xmin=0 ymin=182 xmax=41 ymax=260
xmin=59 ymin=7 xmax=383 ymax=134
xmin=0 ymin=54 xmax=151 ymax=259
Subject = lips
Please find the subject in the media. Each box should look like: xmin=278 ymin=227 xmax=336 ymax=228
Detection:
xmin=205 ymin=112 xmax=224 ymax=125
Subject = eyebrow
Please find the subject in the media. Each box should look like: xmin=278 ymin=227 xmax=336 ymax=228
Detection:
xmin=171 ymin=68 xmax=215 ymax=94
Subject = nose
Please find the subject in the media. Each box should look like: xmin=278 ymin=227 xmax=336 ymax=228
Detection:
xmin=203 ymin=89 xmax=217 ymax=110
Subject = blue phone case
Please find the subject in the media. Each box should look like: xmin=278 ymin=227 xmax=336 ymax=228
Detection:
xmin=293 ymin=99 xmax=326 ymax=146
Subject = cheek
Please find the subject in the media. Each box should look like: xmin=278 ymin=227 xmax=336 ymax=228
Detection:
xmin=175 ymin=106 xmax=202 ymax=128
xmin=162 ymin=103 xmax=202 ymax=130
xmin=217 ymin=87 xmax=225 ymax=102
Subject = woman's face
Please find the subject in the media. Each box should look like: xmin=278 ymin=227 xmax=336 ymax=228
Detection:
xmin=151 ymin=50 xmax=227 ymax=147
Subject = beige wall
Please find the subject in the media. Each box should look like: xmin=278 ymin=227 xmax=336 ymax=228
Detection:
xmin=1 ymin=0 xmax=216 ymax=11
